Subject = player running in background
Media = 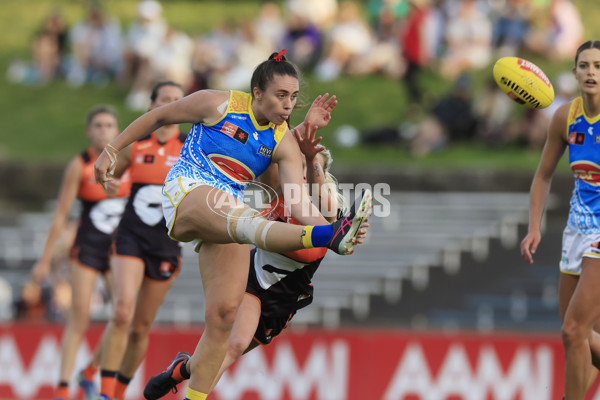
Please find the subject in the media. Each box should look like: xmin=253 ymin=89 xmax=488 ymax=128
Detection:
xmin=30 ymin=105 xmax=130 ymax=400
xmin=95 ymin=50 xmax=371 ymax=400
xmin=143 ymin=124 xmax=369 ymax=399
xmin=521 ymin=40 xmax=600 ymax=400
xmin=94 ymin=81 xmax=186 ymax=400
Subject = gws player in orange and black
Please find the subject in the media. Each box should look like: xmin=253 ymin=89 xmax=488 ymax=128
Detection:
xmin=95 ymin=81 xmax=186 ymax=400
xmin=143 ymin=124 xmax=368 ymax=398
xmin=29 ymin=105 xmax=131 ymax=400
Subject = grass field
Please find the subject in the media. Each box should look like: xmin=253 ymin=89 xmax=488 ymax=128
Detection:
xmin=0 ymin=0 xmax=596 ymax=173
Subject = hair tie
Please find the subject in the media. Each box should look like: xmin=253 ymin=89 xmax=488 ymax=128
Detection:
xmin=273 ymin=49 xmax=286 ymax=62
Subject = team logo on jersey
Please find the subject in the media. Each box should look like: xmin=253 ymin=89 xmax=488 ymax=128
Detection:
xmin=221 ymin=122 xmax=249 ymax=144
xmin=208 ymin=154 xmax=255 ymax=183
xmin=258 ymin=144 xmax=273 ymax=158
xmin=144 ymin=154 xmax=155 ymax=163
xmin=571 ymin=160 xmax=600 ymax=184
xmin=569 ymin=132 xmax=585 ymax=145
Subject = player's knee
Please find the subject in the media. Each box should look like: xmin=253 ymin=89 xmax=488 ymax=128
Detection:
xmin=227 ymin=337 xmax=249 ymax=361
xmin=129 ymin=324 xmax=151 ymax=344
xmin=204 ymin=303 xmax=239 ymax=333
xmin=226 ymin=204 xmax=274 ymax=248
xmin=112 ymin=300 xmax=135 ymax=328
xmin=561 ymin=320 xmax=586 ymax=347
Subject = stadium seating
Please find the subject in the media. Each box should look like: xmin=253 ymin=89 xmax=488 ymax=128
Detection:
xmin=0 ymin=192 xmax=558 ymax=329
xmin=154 ymin=192 xmax=555 ymax=328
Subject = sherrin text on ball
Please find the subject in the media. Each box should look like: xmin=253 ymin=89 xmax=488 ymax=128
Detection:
xmin=493 ymin=56 xmax=554 ymax=109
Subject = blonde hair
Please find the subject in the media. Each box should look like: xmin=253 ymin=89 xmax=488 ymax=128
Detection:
xmin=318 ymin=147 xmax=346 ymax=215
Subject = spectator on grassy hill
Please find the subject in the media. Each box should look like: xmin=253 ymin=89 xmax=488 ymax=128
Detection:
xmin=399 ymin=0 xmax=438 ymax=102
xmin=219 ymin=20 xmax=273 ymax=90
xmin=67 ymin=2 xmax=124 ymax=87
xmin=285 ymin=0 xmax=338 ymax=30
xmin=254 ymin=2 xmax=286 ymax=50
xmin=122 ymin=0 xmax=166 ymax=79
xmin=366 ymin=0 xmax=410 ymax=29
xmin=191 ymin=19 xmax=242 ymax=91
xmin=34 ymin=10 xmax=68 ymax=83
xmin=126 ymin=26 xmax=193 ymax=110
xmin=314 ymin=1 xmax=374 ymax=81
xmin=341 ymin=2 xmax=405 ymax=79
xmin=122 ymin=0 xmax=166 ymax=103
xmin=473 ymin=77 xmax=516 ymax=147
xmin=280 ymin=8 xmax=323 ymax=70
xmin=410 ymin=73 xmax=478 ymax=156
xmin=6 ymin=10 xmax=68 ymax=85
xmin=189 ymin=36 xmax=218 ymax=92
xmin=490 ymin=0 xmax=533 ymax=56
xmin=438 ymin=0 xmax=492 ymax=80
xmin=526 ymin=0 xmax=583 ymax=61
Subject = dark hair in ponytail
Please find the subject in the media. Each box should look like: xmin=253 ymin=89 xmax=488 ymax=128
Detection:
xmin=250 ymin=51 xmax=300 ymax=96
xmin=575 ymin=40 xmax=600 ymax=64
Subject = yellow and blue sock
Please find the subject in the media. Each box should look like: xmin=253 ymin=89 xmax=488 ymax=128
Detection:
xmin=184 ymin=387 xmax=207 ymax=400
xmin=302 ymin=225 xmax=333 ymax=248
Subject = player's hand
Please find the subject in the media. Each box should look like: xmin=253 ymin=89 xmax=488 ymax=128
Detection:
xmin=294 ymin=124 xmax=324 ymax=161
xmin=104 ymin=178 xmax=122 ymax=198
xmin=94 ymin=145 xmax=118 ymax=188
xmin=355 ymin=221 xmax=369 ymax=245
xmin=304 ymin=93 xmax=337 ymax=130
xmin=520 ymin=230 xmax=541 ymax=264
xmin=30 ymin=260 xmax=50 ymax=284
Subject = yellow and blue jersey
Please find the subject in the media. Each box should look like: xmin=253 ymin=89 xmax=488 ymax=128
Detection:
xmin=566 ymin=96 xmax=600 ymax=233
xmin=166 ymin=90 xmax=287 ymax=199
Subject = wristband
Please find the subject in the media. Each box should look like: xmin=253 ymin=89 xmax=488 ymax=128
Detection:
xmin=104 ymin=144 xmax=119 ymax=175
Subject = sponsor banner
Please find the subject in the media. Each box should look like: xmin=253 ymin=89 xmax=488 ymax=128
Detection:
xmin=0 ymin=324 xmax=596 ymax=399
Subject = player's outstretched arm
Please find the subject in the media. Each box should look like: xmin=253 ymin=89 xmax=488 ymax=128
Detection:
xmin=521 ymin=102 xmax=569 ymax=264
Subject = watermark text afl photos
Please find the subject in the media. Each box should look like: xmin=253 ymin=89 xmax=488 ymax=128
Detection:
xmin=207 ymin=182 xmax=391 ymax=219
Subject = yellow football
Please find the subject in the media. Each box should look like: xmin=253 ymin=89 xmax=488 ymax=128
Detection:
xmin=493 ymin=57 xmax=554 ymax=109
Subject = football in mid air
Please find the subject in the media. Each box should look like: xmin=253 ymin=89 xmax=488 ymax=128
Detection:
xmin=493 ymin=57 xmax=554 ymax=109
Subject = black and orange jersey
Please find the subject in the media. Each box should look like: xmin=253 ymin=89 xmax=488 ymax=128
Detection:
xmin=121 ymin=131 xmax=185 ymax=229
xmin=73 ymin=148 xmax=130 ymax=271
xmin=114 ymin=132 xmax=185 ymax=276
xmin=129 ymin=132 xmax=185 ymax=185
xmin=78 ymin=148 xmax=131 ymax=202
xmin=247 ymin=198 xmax=327 ymax=320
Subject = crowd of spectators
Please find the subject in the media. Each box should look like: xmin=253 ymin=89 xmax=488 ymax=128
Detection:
xmin=6 ymin=0 xmax=584 ymax=152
